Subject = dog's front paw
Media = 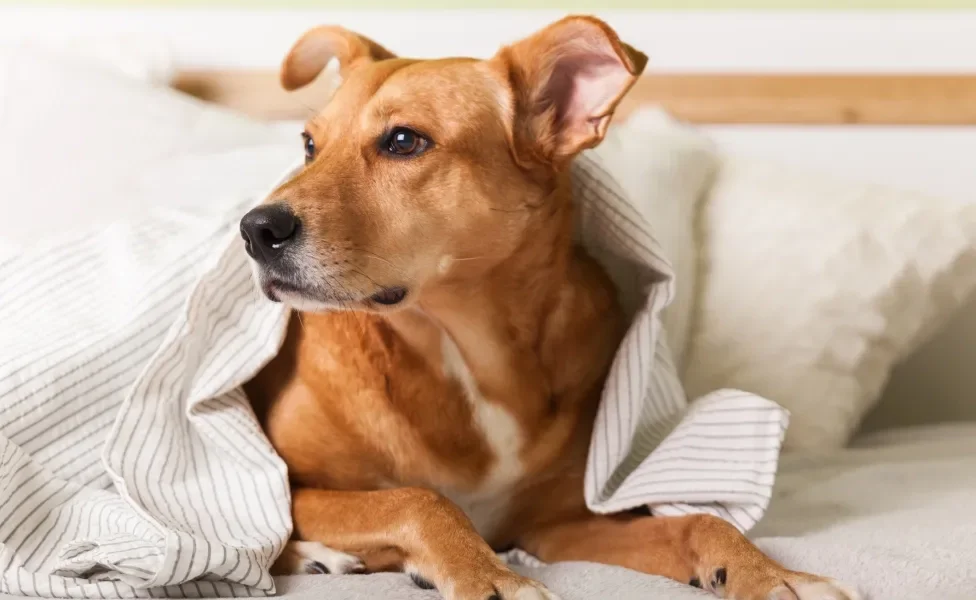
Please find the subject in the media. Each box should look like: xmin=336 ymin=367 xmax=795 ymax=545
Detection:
xmin=272 ymin=541 xmax=365 ymax=576
xmin=693 ymin=564 xmax=862 ymax=600
xmin=415 ymin=562 xmax=558 ymax=600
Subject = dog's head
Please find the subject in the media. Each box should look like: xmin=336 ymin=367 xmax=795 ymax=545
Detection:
xmin=241 ymin=16 xmax=646 ymax=312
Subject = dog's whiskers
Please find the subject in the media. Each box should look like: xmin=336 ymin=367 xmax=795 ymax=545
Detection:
xmin=295 ymin=312 xmax=309 ymax=335
xmin=348 ymin=268 xmax=383 ymax=291
xmin=451 ymin=255 xmax=494 ymax=262
xmin=360 ymin=252 xmax=408 ymax=277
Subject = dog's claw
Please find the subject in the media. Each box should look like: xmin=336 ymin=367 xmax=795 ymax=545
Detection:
xmin=410 ymin=573 xmax=436 ymax=590
xmin=305 ymin=561 xmax=330 ymax=575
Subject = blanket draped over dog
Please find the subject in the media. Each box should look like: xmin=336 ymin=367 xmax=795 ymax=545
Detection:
xmin=0 ymin=155 xmax=789 ymax=598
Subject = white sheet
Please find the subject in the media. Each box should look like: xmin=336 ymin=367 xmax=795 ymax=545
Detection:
xmin=0 ymin=160 xmax=294 ymax=598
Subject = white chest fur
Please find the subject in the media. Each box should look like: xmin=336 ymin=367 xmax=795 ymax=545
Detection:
xmin=439 ymin=332 xmax=525 ymax=539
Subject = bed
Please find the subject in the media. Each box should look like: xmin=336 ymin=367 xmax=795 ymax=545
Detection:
xmin=2 ymin=43 xmax=976 ymax=599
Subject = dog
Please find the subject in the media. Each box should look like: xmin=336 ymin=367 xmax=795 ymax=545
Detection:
xmin=240 ymin=16 xmax=860 ymax=600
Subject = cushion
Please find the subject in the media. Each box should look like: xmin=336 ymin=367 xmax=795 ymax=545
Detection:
xmin=683 ymin=156 xmax=976 ymax=450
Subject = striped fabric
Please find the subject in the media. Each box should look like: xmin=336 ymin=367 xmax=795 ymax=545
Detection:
xmin=0 ymin=154 xmax=788 ymax=598
xmin=571 ymin=153 xmax=790 ymax=532
xmin=0 ymin=196 xmax=293 ymax=598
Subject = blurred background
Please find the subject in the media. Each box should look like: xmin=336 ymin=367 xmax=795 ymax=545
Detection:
xmin=2 ymin=1 xmax=976 ymax=198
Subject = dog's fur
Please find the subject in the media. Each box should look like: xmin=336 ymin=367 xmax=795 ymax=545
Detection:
xmin=242 ymin=16 xmax=859 ymax=600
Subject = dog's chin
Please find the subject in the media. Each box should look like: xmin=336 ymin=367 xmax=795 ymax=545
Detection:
xmin=260 ymin=279 xmax=410 ymax=314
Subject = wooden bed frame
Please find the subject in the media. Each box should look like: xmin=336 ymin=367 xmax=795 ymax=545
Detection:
xmin=172 ymin=70 xmax=976 ymax=125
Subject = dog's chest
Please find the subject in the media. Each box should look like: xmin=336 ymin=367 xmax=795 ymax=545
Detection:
xmin=437 ymin=332 xmax=525 ymax=539
xmin=259 ymin=314 xmax=537 ymax=541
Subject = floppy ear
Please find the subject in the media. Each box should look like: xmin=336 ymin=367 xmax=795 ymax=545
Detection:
xmin=495 ymin=16 xmax=647 ymax=165
xmin=280 ymin=25 xmax=397 ymax=91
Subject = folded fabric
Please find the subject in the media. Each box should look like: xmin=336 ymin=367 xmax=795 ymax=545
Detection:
xmin=0 ymin=153 xmax=788 ymax=598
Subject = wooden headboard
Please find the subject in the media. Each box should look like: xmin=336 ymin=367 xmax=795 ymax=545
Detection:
xmin=172 ymin=70 xmax=976 ymax=125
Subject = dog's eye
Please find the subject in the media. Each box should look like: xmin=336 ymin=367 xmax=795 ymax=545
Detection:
xmin=302 ymin=132 xmax=315 ymax=163
xmin=383 ymin=127 xmax=430 ymax=157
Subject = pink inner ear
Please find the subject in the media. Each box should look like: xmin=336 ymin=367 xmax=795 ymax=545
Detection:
xmin=547 ymin=40 xmax=632 ymax=130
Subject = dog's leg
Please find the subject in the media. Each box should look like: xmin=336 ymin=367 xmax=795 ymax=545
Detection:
xmin=519 ymin=513 xmax=861 ymax=600
xmin=287 ymin=487 xmax=559 ymax=600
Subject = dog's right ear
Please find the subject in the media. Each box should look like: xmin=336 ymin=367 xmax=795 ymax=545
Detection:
xmin=493 ymin=16 xmax=647 ymax=168
xmin=280 ymin=26 xmax=397 ymax=91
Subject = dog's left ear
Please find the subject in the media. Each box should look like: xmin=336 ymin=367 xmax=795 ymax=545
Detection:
xmin=494 ymin=16 xmax=647 ymax=166
xmin=280 ymin=25 xmax=397 ymax=91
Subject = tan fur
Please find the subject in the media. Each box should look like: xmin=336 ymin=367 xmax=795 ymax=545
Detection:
xmin=244 ymin=15 xmax=856 ymax=600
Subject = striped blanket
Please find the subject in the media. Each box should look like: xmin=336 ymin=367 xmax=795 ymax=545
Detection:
xmin=0 ymin=154 xmax=788 ymax=598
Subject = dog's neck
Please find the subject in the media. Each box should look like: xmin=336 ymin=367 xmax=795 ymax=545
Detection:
xmin=386 ymin=176 xmax=576 ymax=420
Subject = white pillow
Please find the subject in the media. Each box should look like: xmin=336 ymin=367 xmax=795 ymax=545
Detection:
xmin=9 ymin=36 xmax=175 ymax=84
xmin=684 ymin=156 xmax=976 ymax=451
xmin=0 ymin=44 xmax=299 ymax=250
xmin=593 ymin=108 xmax=718 ymax=370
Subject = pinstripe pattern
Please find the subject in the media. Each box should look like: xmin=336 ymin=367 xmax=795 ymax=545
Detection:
xmin=572 ymin=152 xmax=789 ymax=531
xmin=1 ymin=154 xmax=787 ymax=597
xmin=1 ymin=164 xmax=294 ymax=597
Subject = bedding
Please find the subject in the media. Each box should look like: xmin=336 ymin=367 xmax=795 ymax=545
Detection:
xmin=6 ymin=421 xmax=965 ymax=600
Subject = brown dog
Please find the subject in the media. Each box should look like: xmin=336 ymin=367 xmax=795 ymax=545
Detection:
xmin=241 ymin=16 xmax=859 ymax=600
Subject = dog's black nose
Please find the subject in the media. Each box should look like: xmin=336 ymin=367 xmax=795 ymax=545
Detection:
xmin=240 ymin=204 xmax=299 ymax=263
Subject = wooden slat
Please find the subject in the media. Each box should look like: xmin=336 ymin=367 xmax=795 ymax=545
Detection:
xmin=172 ymin=70 xmax=976 ymax=125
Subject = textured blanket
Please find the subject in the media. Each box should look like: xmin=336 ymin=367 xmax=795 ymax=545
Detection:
xmin=0 ymin=153 xmax=787 ymax=598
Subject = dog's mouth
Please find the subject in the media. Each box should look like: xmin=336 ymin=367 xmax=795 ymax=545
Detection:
xmin=369 ymin=287 xmax=408 ymax=306
xmin=261 ymin=279 xmax=297 ymax=303
xmin=260 ymin=276 xmax=408 ymax=311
